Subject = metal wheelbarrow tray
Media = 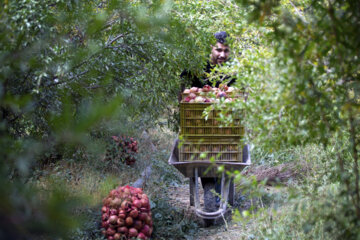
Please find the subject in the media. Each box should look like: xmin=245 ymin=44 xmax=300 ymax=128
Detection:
xmin=168 ymin=139 xmax=251 ymax=220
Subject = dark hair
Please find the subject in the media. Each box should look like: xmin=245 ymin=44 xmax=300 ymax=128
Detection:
xmin=214 ymin=31 xmax=228 ymax=44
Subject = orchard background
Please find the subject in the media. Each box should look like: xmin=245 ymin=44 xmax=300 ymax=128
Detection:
xmin=0 ymin=0 xmax=359 ymax=239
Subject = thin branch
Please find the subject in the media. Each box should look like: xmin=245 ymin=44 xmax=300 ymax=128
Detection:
xmin=84 ymin=84 xmax=110 ymax=90
xmin=289 ymin=1 xmax=309 ymax=24
xmin=107 ymin=34 xmax=125 ymax=46
xmin=48 ymin=70 xmax=89 ymax=87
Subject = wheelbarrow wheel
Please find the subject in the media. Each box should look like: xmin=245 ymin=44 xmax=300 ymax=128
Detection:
xmin=203 ymin=181 xmax=216 ymax=226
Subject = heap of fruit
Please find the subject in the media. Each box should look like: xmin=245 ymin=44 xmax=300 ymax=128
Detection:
xmin=181 ymin=84 xmax=239 ymax=103
xmin=105 ymin=136 xmax=138 ymax=166
xmin=101 ymin=186 xmax=153 ymax=240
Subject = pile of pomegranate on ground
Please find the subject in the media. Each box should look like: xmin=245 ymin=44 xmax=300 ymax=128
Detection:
xmin=182 ymin=84 xmax=239 ymax=103
xmin=101 ymin=186 xmax=153 ymax=240
xmin=105 ymin=136 xmax=138 ymax=166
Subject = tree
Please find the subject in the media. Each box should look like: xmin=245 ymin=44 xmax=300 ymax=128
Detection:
xmin=174 ymin=0 xmax=359 ymax=237
xmin=0 ymin=0 xmax=201 ymax=238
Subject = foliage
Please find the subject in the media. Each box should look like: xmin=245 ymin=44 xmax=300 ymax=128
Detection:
xmin=1 ymin=0 xmax=359 ymax=238
xmin=0 ymin=0 xmax=201 ymax=238
xmin=230 ymin=143 xmax=359 ymax=240
xmin=151 ymin=197 xmax=200 ymax=240
xmin=172 ymin=0 xmax=359 ymax=238
xmin=231 ymin=1 xmax=360 ymax=238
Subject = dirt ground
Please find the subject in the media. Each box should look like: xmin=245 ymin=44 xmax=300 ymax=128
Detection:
xmin=167 ymin=180 xmax=250 ymax=240
xmin=165 ymin=161 xmax=305 ymax=240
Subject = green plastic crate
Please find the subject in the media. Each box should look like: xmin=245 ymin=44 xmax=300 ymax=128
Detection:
xmin=180 ymin=102 xmax=244 ymax=137
xmin=178 ymin=137 xmax=243 ymax=162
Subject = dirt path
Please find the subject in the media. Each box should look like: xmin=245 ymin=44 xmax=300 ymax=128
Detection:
xmin=165 ymin=163 xmax=300 ymax=240
xmin=167 ymin=181 xmax=203 ymax=221
xmin=167 ymin=181 xmax=248 ymax=240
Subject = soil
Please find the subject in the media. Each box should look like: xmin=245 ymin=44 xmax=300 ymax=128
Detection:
xmin=167 ymin=180 xmax=253 ymax=240
xmin=165 ymin=162 xmax=308 ymax=239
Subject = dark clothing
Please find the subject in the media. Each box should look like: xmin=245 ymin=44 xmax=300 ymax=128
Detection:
xmin=181 ymin=61 xmax=236 ymax=208
xmin=180 ymin=61 xmax=236 ymax=89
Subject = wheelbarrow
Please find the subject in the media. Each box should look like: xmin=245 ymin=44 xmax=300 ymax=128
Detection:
xmin=168 ymin=138 xmax=251 ymax=222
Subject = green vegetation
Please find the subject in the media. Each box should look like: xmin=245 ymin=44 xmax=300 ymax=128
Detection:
xmin=1 ymin=0 xmax=359 ymax=239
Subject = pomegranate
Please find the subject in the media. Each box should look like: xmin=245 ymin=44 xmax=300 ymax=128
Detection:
xmin=113 ymin=233 xmax=121 ymax=240
xmin=138 ymin=212 xmax=148 ymax=221
xmin=102 ymin=206 xmax=108 ymax=213
xmin=123 ymin=187 xmax=130 ymax=195
xmin=141 ymin=224 xmax=150 ymax=236
xmin=137 ymin=232 xmax=147 ymax=239
xmin=188 ymin=92 xmax=197 ymax=99
xmin=103 ymin=197 xmax=112 ymax=206
xmin=133 ymin=220 xmax=143 ymax=230
xmin=106 ymin=227 xmax=116 ymax=236
xmin=117 ymin=226 xmax=128 ymax=234
xmin=111 ymin=198 xmax=122 ymax=207
xmin=129 ymin=209 xmax=138 ymax=218
xmin=133 ymin=199 xmax=142 ymax=209
xmin=121 ymin=200 xmax=130 ymax=210
xmin=202 ymin=85 xmax=211 ymax=92
xmin=145 ymin=215 xmax=152 ymax=226
xmin=102 ymin=220 xmax=110 ymax=228
xmin=125 ymin=216 xmax=133 ymax=226
xmin=101 ymin=186 xmax=153 ymax=239
xmin=109 ymin=215 xmax=118 ymax=225
xmin=194 ymin=96 xmax=205 ymax=103
xmin=118 ymin=213 xmax=126 ymax=219
xmin=140 ymin=198 xmax=149 ymax=208
xmin=110 ymin=190 xmax=118 ymax=197
xmin=102 ymin=213 xmax=109 ymax=221
xmin=140 ymin=207 xmax=149 ymax=212
xmin=226 ymin=86 xmax=234 ymax=93
xmin=190 ymin=87 xmax=198 ymax=93
xmin=117 ymin=218 xmax=125 ymax=227
xmin=110 ymin=208 xmax=118 ymax=215
xmin=128 ymin=228 xmax=138 ymax=238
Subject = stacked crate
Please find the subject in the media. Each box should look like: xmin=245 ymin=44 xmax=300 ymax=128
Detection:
xmin=179 ymin=101 xmax=244 ymax=162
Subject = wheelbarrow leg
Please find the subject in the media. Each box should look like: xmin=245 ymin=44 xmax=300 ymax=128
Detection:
xmin=189 ymin=177 xmax=195 ymax=206
xmin=228 ymin=178 xmax=235 ymax=206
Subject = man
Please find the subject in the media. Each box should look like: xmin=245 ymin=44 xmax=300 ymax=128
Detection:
xmin=210 ymin=31 xmax=231 ymax=66
xmin=180 ymin=31 xmax=236 ymax=212
xmin=180 ymin=31 xmax=235 ymax=95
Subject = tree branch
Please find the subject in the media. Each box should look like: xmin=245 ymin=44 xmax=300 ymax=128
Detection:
xmin=106 ymin=34 xmax=126 ymax=46
xmin=48 ymin=70 xmax=89 ymax=87
xmin=289 ymin=1 xmax=308 ymax=24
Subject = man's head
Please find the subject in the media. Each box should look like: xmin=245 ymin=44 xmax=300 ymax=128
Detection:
xmin=210 ymin=31 xmax=230 ymax=65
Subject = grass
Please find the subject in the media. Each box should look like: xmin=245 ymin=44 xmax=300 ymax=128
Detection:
xmin=29 ymin=125 xmax=359 ymax=240
xmin=30 ymin=126 xmax=200 ymax=239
